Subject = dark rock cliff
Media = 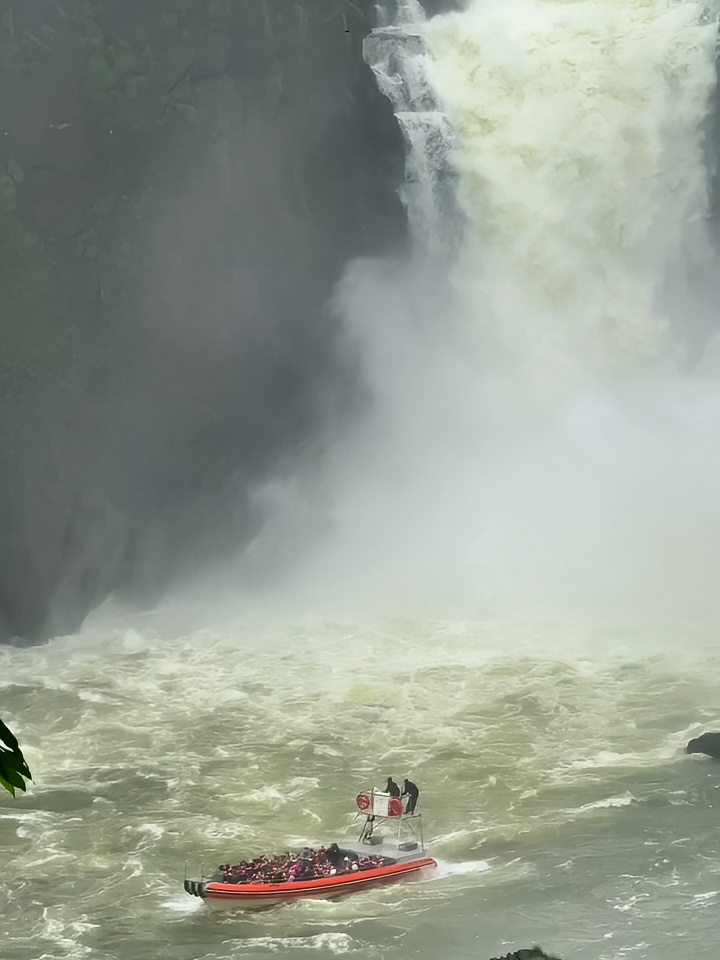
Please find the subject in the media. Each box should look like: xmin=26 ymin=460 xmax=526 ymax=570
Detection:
xmin=0 ymin=0 xmax=408 ymax=642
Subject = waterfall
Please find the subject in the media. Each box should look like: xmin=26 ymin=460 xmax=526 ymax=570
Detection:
xmin=368 ymin=0 xmax=720 ymax=392
xmin=310 ymin=1 xmax=720 ymax=621
xmin=363 ymin=1 xmax=459 ymax=258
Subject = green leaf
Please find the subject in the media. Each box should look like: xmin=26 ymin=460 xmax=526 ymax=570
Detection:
xmin=0 ymin=718 xmax=20 ymax=752
xmin=0 ymin=762 xmax=25 ymax=790
xmin=0 ymin=777 xmax=16 ymax=798
xmin=1 ymin=749 xmax=31 ymax=779
xmin=0 ymin=719 xmax=33 ymax=797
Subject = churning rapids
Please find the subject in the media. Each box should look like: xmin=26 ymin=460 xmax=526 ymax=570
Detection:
xmin=3 ymin=623 xmax=720 ymax=960
xmin=5 ymin=1 xmax=720 ymax=959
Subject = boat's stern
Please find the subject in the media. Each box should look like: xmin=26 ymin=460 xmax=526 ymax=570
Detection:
xmin=183 ymin=878 xmax=207 ymax=899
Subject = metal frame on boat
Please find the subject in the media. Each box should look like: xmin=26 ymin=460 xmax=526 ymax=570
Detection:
xmin=183 ymin=788 xmax=437 ymax=910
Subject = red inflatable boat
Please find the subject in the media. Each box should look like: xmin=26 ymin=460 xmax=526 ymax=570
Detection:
xmin=184 ymin=788 xmax=437 ymax=910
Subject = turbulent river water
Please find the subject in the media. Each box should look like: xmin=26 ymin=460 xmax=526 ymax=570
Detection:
xmin=3 ymin=619 xmax=720 ymax=960
xmin=5 ymin=1 xmax=720 ymax=958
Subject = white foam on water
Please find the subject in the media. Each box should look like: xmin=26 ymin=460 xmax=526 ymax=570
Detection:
xmin=229 ymin=933 xmax=363 ymax=954
xmin=161 ymin=895 xmax=205 ymax=915
xmin=434 ymin=858 xmax=492 ymax=877
xmin=575 ymin=792 xmax=636 ymax=813
xmin=4 ymin=618 xmax=720 ymax=958
xmin=136 ymin=822 xmax=166 ymax=839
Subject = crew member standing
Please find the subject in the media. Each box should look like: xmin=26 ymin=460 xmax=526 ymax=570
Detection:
xmin=401 ymin=778 xmax=419 ymax=814
xmin=385 ymin=776 xmax=401 ymax=797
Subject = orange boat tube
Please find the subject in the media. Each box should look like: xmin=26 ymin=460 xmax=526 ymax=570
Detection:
xmin=185 ymin=856 xmax=437 ymax=910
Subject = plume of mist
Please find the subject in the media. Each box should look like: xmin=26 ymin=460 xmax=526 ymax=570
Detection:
xmin=223 ymin=269 xmax=720 ymax=628
xmin=140 ymin=0 xmax=720 ymax=637
xmin=199 ymin=0 xmax=720 ymax=630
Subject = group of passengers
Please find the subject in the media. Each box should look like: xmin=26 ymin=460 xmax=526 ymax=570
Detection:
xmin=218 ymin=843 xmax=390 ymax=885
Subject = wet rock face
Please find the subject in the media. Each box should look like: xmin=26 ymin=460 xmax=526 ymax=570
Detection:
xmin=0 ymin=0 xmax=407 ymax=642
xmin=686 ymin=732 xmax=720 ymax=759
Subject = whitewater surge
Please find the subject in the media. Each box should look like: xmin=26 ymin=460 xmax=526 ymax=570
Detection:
xmin=424 ymin=0 xmax=719 ymax=388
xmin=4 ymin=620 xmax=720 ymax=960
xmin=267 ymin=0 xmax=720 ymax=627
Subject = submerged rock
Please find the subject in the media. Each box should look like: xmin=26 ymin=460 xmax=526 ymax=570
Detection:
xmin=489 ymin=950 xmax=561 ymax=960
xmin=686 ymin=732 xmax=720 ymax=759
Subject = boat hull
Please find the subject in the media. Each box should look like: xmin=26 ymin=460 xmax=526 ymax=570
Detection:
xmin=193 ymin=857 xmax=437 ymax=911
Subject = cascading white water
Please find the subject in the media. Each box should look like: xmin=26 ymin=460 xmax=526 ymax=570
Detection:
xmin=421 ymin=0 xmax=720 ymax=389
xmin=269 ymin=0 xmax=720 ymax=624
xmin=363 ymin=1 xmax=459 ymax=257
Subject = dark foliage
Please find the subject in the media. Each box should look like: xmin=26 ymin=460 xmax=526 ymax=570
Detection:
xmin=0 ymin=718 xmax=32 ymax=796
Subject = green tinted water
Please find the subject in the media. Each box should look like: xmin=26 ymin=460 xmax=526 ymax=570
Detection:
xmin=2 ymin=618 xmax=720 ymax=960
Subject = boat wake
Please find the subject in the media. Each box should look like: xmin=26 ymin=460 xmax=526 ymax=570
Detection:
xmin=228 ymin=933 xmax=369 ymax=955
xmin=160 ymin=896 xmax=204 ymax=915
xmin=433 ymin=859 xmax=492 ymax=878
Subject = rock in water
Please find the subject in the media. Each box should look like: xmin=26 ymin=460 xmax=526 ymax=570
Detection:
xmin=489 ymin=949 xmax=561 ymax=960
xmin=686 ymin=732 xmax=720 ymax=759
